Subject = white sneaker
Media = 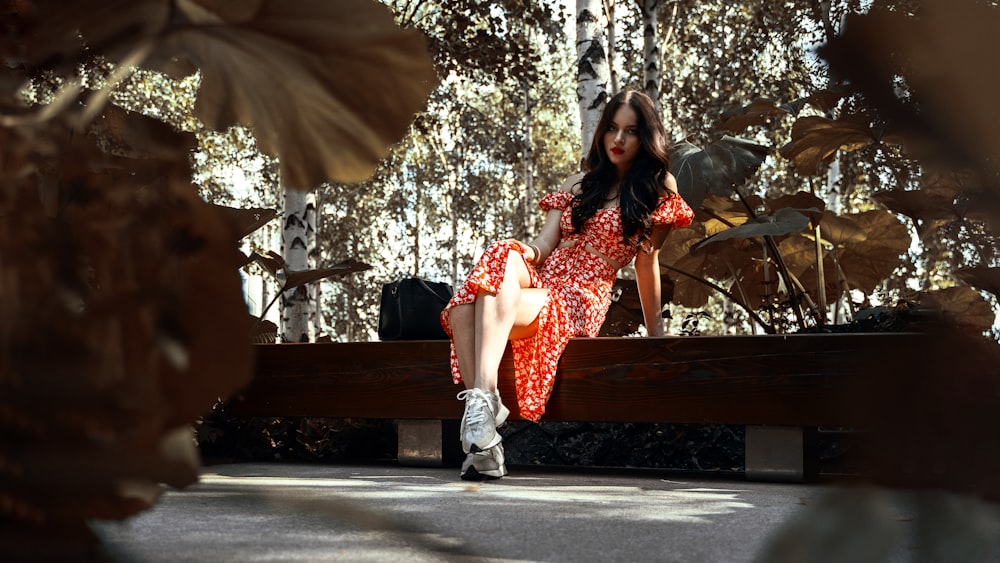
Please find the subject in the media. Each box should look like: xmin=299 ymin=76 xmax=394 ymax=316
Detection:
xmin=460 ymin=442 xmax=507 ymax=480
xmin=456 ymin=388 xmax=509 ymax=453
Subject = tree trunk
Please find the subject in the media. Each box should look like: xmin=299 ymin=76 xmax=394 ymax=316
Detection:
xmin=604 ymin=0 xmax=618 ymax=95
xmin=659 ymin=0 xmax=681 ymax=129
xmin=450 ymin=167 xmax=459 ymax=287
xmin=522 ymin=80 xmax=536 ymax=238
xmin=306 ymin=191 xmax=320 ymax=336
xmin=414 ymin=173 xmax=422 ymax=276
xmin=280 ymin=188 xmax=315 ymax=343
xmin=638 ymin=0 xmax=662 ymax=110
xmin=576 ymin=0 xmax=610 ymax=157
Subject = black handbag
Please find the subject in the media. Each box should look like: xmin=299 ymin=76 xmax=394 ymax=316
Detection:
xmin=377 ymin=278 xmax=453 ymax=340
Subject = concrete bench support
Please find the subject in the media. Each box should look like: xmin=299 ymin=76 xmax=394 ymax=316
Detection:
xmin=397 ymin=419 xmax=462 ymax=466
xmin=745 ymin=425 xmax=805 ymax=482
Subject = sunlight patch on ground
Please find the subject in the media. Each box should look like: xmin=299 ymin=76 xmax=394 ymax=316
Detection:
xmin=197 ymin=473 xmax=755 ymax=524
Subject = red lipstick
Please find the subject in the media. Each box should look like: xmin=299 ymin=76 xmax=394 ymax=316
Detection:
xmin=610 ymin=147 xmax=624 ymax=155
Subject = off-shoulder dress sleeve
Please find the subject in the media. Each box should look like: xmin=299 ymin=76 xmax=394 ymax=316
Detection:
xmin=539 ymin=191 xmax=574 ymax=211
xmin=651 ymin=194 xmax=695 ymax=229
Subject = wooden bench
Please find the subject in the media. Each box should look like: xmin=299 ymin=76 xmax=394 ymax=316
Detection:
xmin=230 ymin=333 xmax=918 ymax=481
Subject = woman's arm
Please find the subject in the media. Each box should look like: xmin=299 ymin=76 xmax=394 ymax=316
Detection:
xmin=634 ymin=224 xmax=672 ymax=336
xmin=515 ymin=173 xmax=582 ymax=265
xmin=635 ymin=173 xmax=680 ymax=336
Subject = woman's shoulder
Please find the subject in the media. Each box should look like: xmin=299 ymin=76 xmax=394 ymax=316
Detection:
xmin=540 ymin=172 xmax=584 ymax=210
xmin=661 ymin=171 xmax=679 ymax=197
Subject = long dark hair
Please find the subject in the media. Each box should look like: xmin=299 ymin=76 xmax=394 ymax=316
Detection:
xmin=571 ymin=90 xmax=674 ymax=244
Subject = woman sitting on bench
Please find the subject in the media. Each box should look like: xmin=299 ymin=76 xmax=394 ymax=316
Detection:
xmin=441 ymin=90 xmax=694 ymax=480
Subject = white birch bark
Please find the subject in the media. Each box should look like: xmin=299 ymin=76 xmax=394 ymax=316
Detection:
xmin=576 ymin=0 xmax=610 ymax=157
xmin=279 ymin=188 xmax=315 ymax=343
xmin=639 ymin=0 xmax=662 ymax=110
xmin=306 ymin=192 xmax=319 ymax=336
xmin=604 ymin=0 xmax=618 ymax=95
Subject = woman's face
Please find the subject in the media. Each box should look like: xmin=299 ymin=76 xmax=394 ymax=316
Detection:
xmin=603 ymin=104 xmax=641 ymax=175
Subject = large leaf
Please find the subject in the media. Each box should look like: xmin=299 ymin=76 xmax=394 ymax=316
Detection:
xmin=955 ymin=267 xmax=1000 ymax=300
xmin=213 ymin=205 xmax=278 ymax=240
xmin=697 ymin=194 xmax=753 ymax=236
xmin=284 ymin=259 xmax=371 ymax=290
xmin=717 ymin=98 xmax=792 ymax=135
xmin=14 ymin=0 xmax=168 ymax=72
xmin=779 ymin=114 xmax=882 ymax=175
xmin=660 ymin=222 xmax=756 ymax=308
xmin=813 ymin=211 xmax=868 ymax=246
xmin=766 ymin=191 xmax=826 ymax=226
xmin=920 ymin=286 xmax=995 ymax=334
xmin=691 ymin=208 xmax=815 ymax=253
xmin=872 ymin=171 xmax=965 ymax=236
xmin=777 ymin=234 xmax=838 ymax=301
xmin=782 ymin=210 xmax=910 ymax=301
xmin=831 ymin=210 xmax=911 ymax=294
xmin=155 ymin=0 xmax=438 ymax=188
xmin=717 ymin=91 xmax=848 ymax=135
xmin=669 ymin=136 xmax=769 ymax=208
xmin=252 ymin=251 xmax=371 ymax=290
xmin=821 ymin=1 xmax=1000 ymax=177
xmin=728 ymin=257 xmax=785 ymax=310
xmin=872 ymin=188 xmax=957 ymax=234
xmin=88 ymin=105 xmax=197 ymax=162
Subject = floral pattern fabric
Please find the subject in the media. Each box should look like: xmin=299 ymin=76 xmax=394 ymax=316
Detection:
xmin=440 ymin=190 xmax=694 ymax=421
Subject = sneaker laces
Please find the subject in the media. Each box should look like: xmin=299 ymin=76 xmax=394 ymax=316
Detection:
xmin=457 ymin=389 xmax=492 ymax=432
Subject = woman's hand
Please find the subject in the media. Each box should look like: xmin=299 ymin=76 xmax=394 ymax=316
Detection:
xmin=505 ymin=239 xmax=529 ymax=255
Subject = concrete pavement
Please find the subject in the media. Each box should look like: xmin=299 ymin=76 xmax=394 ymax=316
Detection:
xmin=90 ymin=462 xmax=1000 ymax=562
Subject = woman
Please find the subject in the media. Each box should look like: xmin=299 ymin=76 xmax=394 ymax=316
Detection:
xmin=441 ymin=90 xmax=694 ymax=480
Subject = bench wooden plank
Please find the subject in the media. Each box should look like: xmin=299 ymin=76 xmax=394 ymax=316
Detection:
xmin=230 ymin=333 xmax=908 ymax=426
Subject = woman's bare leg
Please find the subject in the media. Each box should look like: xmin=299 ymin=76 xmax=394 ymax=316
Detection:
xmin=448 ymin=303 xmax=476 ymax=390
xmin=447 ymin=250 xmax=546 ymax=392
xmin=473 ymin=250 xmax=544 ymax=393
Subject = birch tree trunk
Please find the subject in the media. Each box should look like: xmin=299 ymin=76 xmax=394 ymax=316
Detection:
xmin=576 ymin=0 xmax=610 ymax=157
xmin=604 ymin=0 xmax=618 ymax=96
xmin=306 ymin=191 xmax=319 ymax=335
xmin=639 ymin=0 xmax=662 ymax=110
xmin=280 ymin=188 xmax=316 ymax=343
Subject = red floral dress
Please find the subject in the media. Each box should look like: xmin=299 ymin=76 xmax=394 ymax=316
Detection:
xmin=440 ymin=190 xmax=694 ymax=422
